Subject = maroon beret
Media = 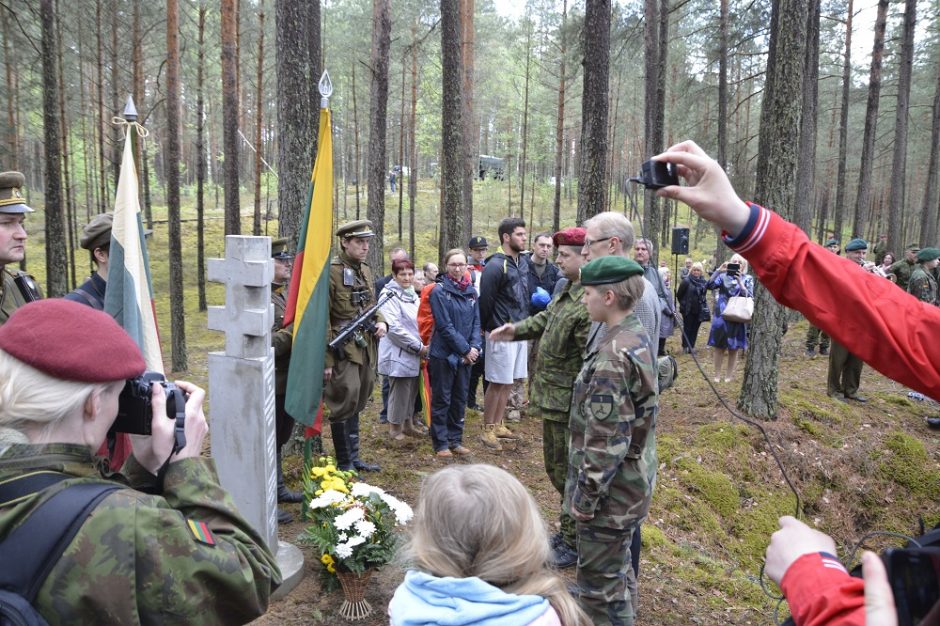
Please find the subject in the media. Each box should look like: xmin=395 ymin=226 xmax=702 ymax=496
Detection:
xmin=0 ymin=299 xmax=146 ymax=382
xmin=553 ymin=227 xmax=586 ymax=247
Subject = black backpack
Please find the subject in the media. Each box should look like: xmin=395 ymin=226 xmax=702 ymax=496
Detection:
xmin=0 ymin=472 xmax=121 ymax=626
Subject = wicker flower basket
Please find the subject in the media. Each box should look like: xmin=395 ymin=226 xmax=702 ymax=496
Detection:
xmin=335 ymin=569 xmax=375 ymax=621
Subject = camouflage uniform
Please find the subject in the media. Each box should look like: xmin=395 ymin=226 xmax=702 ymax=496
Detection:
xmin=887 ymin=259 xmax=916 ymax=292
xmin=0 ymin=443 xmax=282 ymax=625
xmin=564 ymin=314 xmax=658 ymax=626
xmin=0 ymin=267 xmax=41 ymax=325
xmin=909 ymin=266 xmax=938 ymax=305
xmin=513 ymin=280 xmax=591 ymax=549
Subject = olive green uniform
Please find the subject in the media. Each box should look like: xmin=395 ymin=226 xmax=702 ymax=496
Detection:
xmin=0 ymin=443 xmax=282 ymax=625
xmin=513 ymin=280 xmax=590 ymax=549
xmin=564 ymin=314 xmax=658 ymax=626
xmin=0 ymin=268 xmax=41 ymax=325
xmin=887 ymin=259 xmax=915 ymax=291
xmin=909 ymin=266 xmax=938 ymax=305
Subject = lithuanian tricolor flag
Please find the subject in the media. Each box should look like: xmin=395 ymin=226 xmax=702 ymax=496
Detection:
xmin=283 ymin=103 xmax=333 ymax=433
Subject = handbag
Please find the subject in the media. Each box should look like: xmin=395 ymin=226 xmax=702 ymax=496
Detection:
xmin=722 ymin=295 xmax=754 ymax=323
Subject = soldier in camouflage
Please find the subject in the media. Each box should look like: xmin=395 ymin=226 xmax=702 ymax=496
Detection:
xmin=0 ymin=171 xmax=42 ymax=324
xmin=323 ymin=220 xmax=387 ymax=472
xmin=489 ymin=227 xmax=591 ymax=569
xmin=886 ymin=243 xmax=921 ymax=291
xmin=564 ymin=256 xmax=659 ymax=626
xmin=0 ymin=300 xmax=281 ymax=625
xmin=908 ymin=247 xmax=940 ymax=305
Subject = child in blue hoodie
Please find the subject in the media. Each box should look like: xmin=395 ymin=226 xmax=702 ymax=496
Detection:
xmin=389 ymin=464 xmax=589 ymax=626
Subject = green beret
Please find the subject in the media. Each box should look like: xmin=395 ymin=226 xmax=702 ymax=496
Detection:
xmin=0 ymin=171 xmax=33 ymax=214
xmin=335 ymin=219 xmax=375 ymax=239
xmin=844 ymin=238 xmax=868 ymax=252
xmin=272 ymin=237 xmax=293 ymax=259
xmin=80 ymin=213 xmax=113 ymax=250
xmin=916 ymin=247 xmax=940 ymax=263
xmin=824 ymin=239 xmax=839 ymax=248
xmin=580 ymin=256 xmax=644 ymax=285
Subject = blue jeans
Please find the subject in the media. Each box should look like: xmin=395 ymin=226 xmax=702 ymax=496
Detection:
xmin=428 ymin=356 xmax=470 ymax=451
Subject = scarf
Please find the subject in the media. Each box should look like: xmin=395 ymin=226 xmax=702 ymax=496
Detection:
xmin=447 ymin=272 xmax=472 ymax=292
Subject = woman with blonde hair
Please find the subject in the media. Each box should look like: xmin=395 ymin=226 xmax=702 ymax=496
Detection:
xmin=389 ymin=463 xmax=590 ymax=626
xmin=706 ymin=252 xmax=754 ymax=381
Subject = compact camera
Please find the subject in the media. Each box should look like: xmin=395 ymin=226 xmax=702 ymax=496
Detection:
xmin=726 ymin=262 xmax=741 ymax=277
xmin=634 ymin=160 xmax=679 ymax=190
xmin=109 ymin=371 xmax=187 ymax=437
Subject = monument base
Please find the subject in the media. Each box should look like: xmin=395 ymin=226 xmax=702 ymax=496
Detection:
xmin=271 ymin=540 xmax=305 ymax=601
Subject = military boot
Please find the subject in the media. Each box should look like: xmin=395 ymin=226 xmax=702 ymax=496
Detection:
xmin=276 ymin=452 xmax=303 ymax=503
xmin=330 ymin=420 xmax=354 ymax=471
xmin=494 ymin=420 xmax=520 ymax=440
xmin=348 ymin=413 xmax=380 ymax=472
xmin=480 ymin=423 xmax=502 ymax=450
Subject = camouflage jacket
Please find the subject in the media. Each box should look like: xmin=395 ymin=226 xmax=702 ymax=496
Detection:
xmin=0 ymin=267 xmax=42 ymax=325
xmin=272 ymin=283 xmax=292 ymax=395
xmin=887 ymin=259 xmax=915 ymax=291
xmin=564 ymin=314 xmax=659 ymax=530
xmin=0 ymin=443 xmax=282 ymax=626
xmin=325 ymin=251 xmax=385 ymax=368
xmin=909 ymin=266 xmax=938 ymax=306
xmin=513 ymin=280 xmax=590 ymax=417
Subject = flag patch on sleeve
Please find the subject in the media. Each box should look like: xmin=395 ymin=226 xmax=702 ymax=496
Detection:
xmin=187 ymin=519 xmax=216 ymax=546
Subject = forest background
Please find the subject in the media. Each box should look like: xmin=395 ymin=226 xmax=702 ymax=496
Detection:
xmin=1 ymin=0 xmax=940 ymax=622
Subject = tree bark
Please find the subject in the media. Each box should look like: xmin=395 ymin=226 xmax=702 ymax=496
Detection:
xmin=794 ymin=0 xmax=820 ymax=233
xmin=886 ymin=0 xmax=917 ymax=254
xmin=197 ymin=2 xmax=207 ymax=312
xmin=460 ymin=0 xmax=474 ymax=239
xmin=54 ymin=0 xmax=76 ymax=289
xmin=920 ymin=52 xmax=940 ymax=246
xmin=577 ymin=0 xmax=611 ymax=224
xmin=738 ymin=0 xmax=808 ymax=419
xmin=642 ymin=0 xmax=658 ymax=237
xmin=834 ymin=0 xmax=853 ymax=239
xmin=552 ymin=0 xmax=568 ymax=233
xmin=253 ymin=1 xmax=265 ymax=236
xmin=166 ymin=0 xmax=187 ymax=371
xmin=222 ymin=0 xmax=241 ymax=235
xmin=110 ymin=0 xmax=120 ymax=186
xmin=96 ymin=0 xmax=107 ymax=212
xmin=409 ymin=25 xmax=419 ymax=259
xmin=853 ymin=0 xmax=888 ymax=240
xmin=40 ymin=0 xmax=67 ymax=297
xmin=366 ymin=0 xmax=391 ymax=273
xmin=353 ymin=61 xmax=362 ymax=219
xmin=440 ymin=0 xmax=465 ymax=260
xmin=519 ymin=14 xmax=532 ymax=220
xmin=307 ymin=1 xmax=321 ymax=164
xmin=3 ymin=19 xmax=18 ymax=171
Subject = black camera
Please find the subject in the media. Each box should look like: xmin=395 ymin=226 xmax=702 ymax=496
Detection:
xmin=634 ymin=160 xmax=679 ymax=190
xmin=884 ymin=547 xmax=940 ymax=626
xmin=727 ymin=262 xmax=741 ymax=277
xmin=109 ymin=371 xmax=188 ymax=453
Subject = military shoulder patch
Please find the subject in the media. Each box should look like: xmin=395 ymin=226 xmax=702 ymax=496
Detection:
xmin=187 ymin=519 xmax=216 ymax=546
xmin=588 ymin=393 xmax=615 ymax=420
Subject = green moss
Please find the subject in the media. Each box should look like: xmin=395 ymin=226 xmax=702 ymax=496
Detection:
xmin=657 ymin=434 xmax=681 ymax=465
xmin=641 ymin=524 xmax=670 ymax=549
xmin=729 ymin=491 xmax=795 ymax=568
xmin=675 ymin=458 xmax=740 ymax=519
xmin=657 ymin=485 xmax=723 ymax=536
xmin=880 ymin=394 xmax=914 ymax=409
xmin=696 ymin=422 xmax=751 ymax=454
xmin=878 ymin=432 xmax=940 ymax=498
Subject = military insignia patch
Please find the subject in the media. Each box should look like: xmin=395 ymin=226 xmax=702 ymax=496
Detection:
xmin=187 ymin=519 xmax=216 ymax=546
xmin=588 ymin=394 xmax=615 ymax=419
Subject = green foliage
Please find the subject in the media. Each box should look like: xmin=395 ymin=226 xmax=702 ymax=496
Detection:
xmin=878 ymin=432 xmax=940 ymax=498
xmin=674 ymin=457 xmax=740 ymax=519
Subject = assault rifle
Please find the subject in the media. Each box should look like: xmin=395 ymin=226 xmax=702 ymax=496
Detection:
xmin=328 ymin=289 xmax=397 ymax=360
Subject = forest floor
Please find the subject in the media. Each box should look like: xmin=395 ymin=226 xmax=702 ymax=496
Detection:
xmin=252 ymin=320 xmax=940 ymax=626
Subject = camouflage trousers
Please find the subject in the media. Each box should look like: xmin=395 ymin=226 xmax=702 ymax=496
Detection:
xmin=507 ymin=378 xmax=528 ymax=411
xmin=576 ymin=523 xmax=638 ymax=626
xmin=541 ymin=411 xmax=575 ymax=548
xmin=805 ymin=324 xmax=829 ymax=351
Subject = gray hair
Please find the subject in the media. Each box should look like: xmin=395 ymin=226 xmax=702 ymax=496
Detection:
xmin=583 ymin=212 xmax=636 ymax=250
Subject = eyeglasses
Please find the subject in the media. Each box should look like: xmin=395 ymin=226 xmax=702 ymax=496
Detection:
xmin=582 ymin=236 xmax=611 ymax=248
xmin=447 ymin=262 xmax=468 ymax=268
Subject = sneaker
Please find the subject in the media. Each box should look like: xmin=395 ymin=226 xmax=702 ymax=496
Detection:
xmin=551 ymin=542 xmax=578 ymax=569
xmin=494 ymin=421 xmax=520 ymax=440
xmin=805 ymin=349 xmax=816 ymax=358
xmin=450 ymin=445 xmax=472 ymax=455
xmin=435 ymin=449 xmax=453 ymax=458
xmin=480 ymin=424 xmax=502 ymax=450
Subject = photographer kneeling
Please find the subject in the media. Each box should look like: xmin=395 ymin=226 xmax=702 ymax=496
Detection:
xmin=0 ymin=300 xmax=281 ymax=625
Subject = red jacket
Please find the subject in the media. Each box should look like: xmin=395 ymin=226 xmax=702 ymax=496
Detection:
xmin=780 ymin=553 xmax=864 ymax=626
xmin=727 ymin=203 xmax=940 ymax=400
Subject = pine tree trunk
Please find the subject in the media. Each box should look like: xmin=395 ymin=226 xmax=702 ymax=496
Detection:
xmin=54 ymin=0 xmax=76 ymax=289
xmin=3 ymin=19 xmax=18 ymax=170
xmin=275 ymin=0 xmax=312 ymax=245
xmin=642 ymin=0 xmax=658 ymax=237
xmin=40 ymin=0 xmax=67 ymax=297
xmin=440 ymin=0 xmax=465 ymax=260
xmin=96 ymin=0 xmax=107 ymax=212
xmin=717 ymin=0 xmax=728 ymax=170
xmin=460 ymin=0 xmax=474 ymax=239
xmin=738 ymin=0 xmax=808 ymax=419
xmin=794 ymin=0 xmax=820 ymax=233
xmin=920 ymin=53 xmax=940 ymax=246
xmin=307 ymin=1 xmax=321 ymax=164
xmin=552 ymin=0 xmax=568 ymax=233
xmin=519 ymin=16 xmax=532 ymax=219
xmin=577 ymin=0 xmax=610 ymax=224
xmin=886 ymin=0 xmax=917 ymax=255
xmin=253 ymin=2 xmax=265 ymax=236
xmin=166 ymin=0 xmax=187 ymax=371
xmin=197 ymin=3 xmax=207 ymax=312
xmin=854 ymin=0 xmax=888 ymax=240
xmin=366 ymin=0 xmax=391 ymax=273
xmin=353 ymin=61 xmax=362 ymax=219
xmin=409 ymin=26 xmax=419 ymax=259
xmin=833 ymin=0 xmax=853 ymax=239
xmin=110 ymin=0 xmax=120 ymax=186
xmin=222 ymin=0 xmax=241 ymax=236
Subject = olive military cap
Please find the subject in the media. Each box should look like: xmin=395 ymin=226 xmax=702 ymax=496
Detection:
xmin=0 ymin=171 xmax=33 ymax=214
xmin=580 ymin=256 xmax=644 ymax=285
xmin=335 ymin=219 xmax=375 ymax=239
xmin=80 ymin=213 xmax=113 ymax=250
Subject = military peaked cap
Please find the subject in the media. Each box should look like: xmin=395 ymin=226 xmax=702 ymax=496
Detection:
xmin=0 ymin=171 xmax=33 ymax=214
xmin=907 ymin=243 xmax=921 ymax=252
xmin=335 ymin=220 xmax=375 ymax=239
xmin=580 ymin=256 xmax=644 ymax=285
xmin=272 ymin=237 xmax=293 ymax=259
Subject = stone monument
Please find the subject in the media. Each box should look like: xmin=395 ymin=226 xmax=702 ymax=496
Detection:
xmin=207 ymin=235 xmax=304 ymax=598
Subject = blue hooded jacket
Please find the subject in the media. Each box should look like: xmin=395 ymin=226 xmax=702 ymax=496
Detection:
xmin=428 ymin=276 xmax=482 ymax=368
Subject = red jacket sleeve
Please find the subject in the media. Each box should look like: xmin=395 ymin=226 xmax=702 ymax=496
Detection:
xmin=418 ymin=283 xmax=436 ymax=345
xmin=726 ymin=204 xmax=940 ymax=400
xmin=781 ymin=552 xmax=865 ymax=626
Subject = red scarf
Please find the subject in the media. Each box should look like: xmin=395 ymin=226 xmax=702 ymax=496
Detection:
xmin=447 ymin=272 xmax=472 ymax=292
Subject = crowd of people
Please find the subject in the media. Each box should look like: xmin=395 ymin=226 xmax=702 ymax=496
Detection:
xmin=2 ymin=133 xmax=939 ymax=626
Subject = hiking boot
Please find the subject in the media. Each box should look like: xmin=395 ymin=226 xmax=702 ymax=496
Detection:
xmin=805 ymin=348 xmax=816 ymax=358
xmin=819 ymin=347 xmax=830 ymax=356
xmin=450 ymin=445 xmax=472 ymax=455
xmin=276 ymin=508 xmax=293 ymax=525
xmin=494 ymin=421 xmax=520 ymax=440
xmin=480 ymin=424 xmax=502 ymax=450
xmin=551 ymin=542 xmax=578 ymax=569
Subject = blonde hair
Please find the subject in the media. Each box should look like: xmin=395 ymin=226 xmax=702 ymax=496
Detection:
xmin=0 ymin=350 xmax=101 ymax=447
xmin=729 ymin=253 xmax=748 ymax=274
xmin=442 ymin=248 xmax=467 ymax=266
xmin=599 ymin=274 xmax=646 ymax=312
xmin=691 ymin=262 xmax=704 ymax=272
xmin=401 ymin=464 xmax=590 ymax=626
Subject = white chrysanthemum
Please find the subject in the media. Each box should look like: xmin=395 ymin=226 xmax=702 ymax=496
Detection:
xmin=334 ymin=506 xmax=365 ymax=531
xmin=338 ymin=532 xmax=348 ymax=542
xmin=308 ymin=490 xmax=347 ymax=509
xmin=354 ymin=520 xmax=376 ymax=538
xmin=335 ymin=543 xmax=353 ymax=559
xmin=351 ymin=482 xmax=385 ymax=498
xmin=380 ymin=493 xmax=414 ymax=524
